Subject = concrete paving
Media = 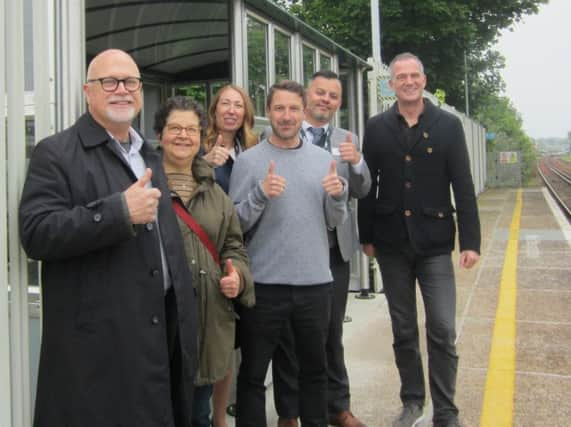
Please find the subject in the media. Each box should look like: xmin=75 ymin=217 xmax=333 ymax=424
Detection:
xmin=226 ymin=187 xmax=571 ymax=427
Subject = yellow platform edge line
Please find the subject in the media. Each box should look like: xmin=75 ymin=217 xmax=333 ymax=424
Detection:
xmin=480 ymin=189 xmax=522 ymax=427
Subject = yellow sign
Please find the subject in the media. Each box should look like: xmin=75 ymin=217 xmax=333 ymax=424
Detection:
xmin=499 ymin=152 xmax=518 ymax=164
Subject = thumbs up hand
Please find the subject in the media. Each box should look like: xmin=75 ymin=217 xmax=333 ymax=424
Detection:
xmin=322 ymin=160 xmax=344 ymax=197
xmin=123 ymin=168 xmax=162 ymax=224
xmin=261 ymin=160 xmax=287 ymax=198
xmin=203 ymin=134 xmax=230 ymax=167
xmin=339 ymin=132 xmax=361 ymax=165
xmin=220 ymin=259 xmax=241 ymax=298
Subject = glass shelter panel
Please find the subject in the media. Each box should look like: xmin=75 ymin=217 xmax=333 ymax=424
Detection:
xmin=274 ymin=30 xmax=291 ymax=82
xmin=320 ymin=54 xmax=332 ymax=71
xmin=247 ymin=16 xmax=268 ymax=117
xmin=302 ymin=45 xmax=316 ymax=86
xmin=85 ymin=0 xmax=232 ymax=133
xmin=339 ymin=73 xmax=350 ymax=130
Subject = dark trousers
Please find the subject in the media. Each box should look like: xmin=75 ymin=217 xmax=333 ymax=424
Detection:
xmin=272 ymin=247 xmax=351 ymax=417
xmin=192 ymin=384 xmax=213 ymax=427
xmin=376 ymin=251 xmax=459 ymax=424
xmin=166 ymin=288 xmax=194 ymax=427
xmin=236 ymin=283 xmax=331 ymax=427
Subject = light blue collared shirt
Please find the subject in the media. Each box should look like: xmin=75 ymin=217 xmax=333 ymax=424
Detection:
xmin=301 ymin=121 xmax=365 ymax=173
xmin=109 ymin=128 xmax=172 ymax=292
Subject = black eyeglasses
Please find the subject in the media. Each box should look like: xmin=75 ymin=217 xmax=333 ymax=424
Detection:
xmin=87 ymin=77 xmax=142 ymax=93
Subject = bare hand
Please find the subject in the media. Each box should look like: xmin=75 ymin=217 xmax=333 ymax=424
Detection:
xmin=322 ymin=160 xmax=344 ymax=196
xmin=339 ymin=133 xmax=361 ymax=165
xmin=220 ymin=259 xmax=241 ymax=298
xmin=459 ymin=250 xmax=479 ymax=269
xmin=262 ymin=160 xmax=286 ymax=198
xmin=123 ymin=168 xmax=161 ymax=224
xmin=362 ymin=243 xmax=376 ymax=257
xmin=203 ymin=134 xmax=230 ymax=167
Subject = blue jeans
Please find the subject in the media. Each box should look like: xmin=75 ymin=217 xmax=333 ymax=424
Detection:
xmin=192 ymin=384 xmax=213 ymax=427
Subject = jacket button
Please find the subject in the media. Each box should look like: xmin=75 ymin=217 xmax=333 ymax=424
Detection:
xmin=93 ymin=213 xmax=102 ymax=223
xmin=145 ymin=223 xmax=154 ymax=231
xmin=405 ymin=155 xmax=412 ymax=162
xmin=438 ymin=212 xmax=444 ymax=218
xmin=405 ymin=181 xmax=412 ymax=189
xmin=151 ymin=315 xmax=159 ymax=325
xmin=404 ymin=209 xmax=412 ymax=217
xmin=150 ymin=269 xmax=160 ymax=277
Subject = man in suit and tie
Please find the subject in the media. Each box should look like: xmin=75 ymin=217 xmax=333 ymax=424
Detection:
xmin=272 ymin=70 xmax=371 ymax=427
xmin=358 ymin=53 xmax=481 ymax=427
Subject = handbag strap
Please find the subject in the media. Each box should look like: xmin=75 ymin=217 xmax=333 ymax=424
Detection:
xmin=172 ymin=199 xmax=220 ymax=265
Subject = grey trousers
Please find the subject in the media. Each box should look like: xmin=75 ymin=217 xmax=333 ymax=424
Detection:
xmin=376 ymin=251 xmax=459 ymax=425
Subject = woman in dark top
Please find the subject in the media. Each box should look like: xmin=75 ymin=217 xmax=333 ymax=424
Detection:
xmin=202 ymin=85 xmax=258 ymax=194
xmin=202 ymin=85 xmax=258 ymax=426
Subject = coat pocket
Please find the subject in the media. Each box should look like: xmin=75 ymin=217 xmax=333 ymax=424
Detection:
xmin=420 ymin=205 xmax=456 ymax=246
xmin=421 ymin=205 xmax=455 ymax=219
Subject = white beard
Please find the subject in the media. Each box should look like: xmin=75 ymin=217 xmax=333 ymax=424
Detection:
xmin=105 ymin=106 xmax=136 ymax=124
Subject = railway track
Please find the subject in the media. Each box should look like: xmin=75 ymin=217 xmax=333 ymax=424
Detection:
xmin=537 ymin=156 xmax=571 ymax=217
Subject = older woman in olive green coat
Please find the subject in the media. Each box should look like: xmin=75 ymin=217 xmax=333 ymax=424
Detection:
xmin=155 ymin=96 xmax=254 ymax=427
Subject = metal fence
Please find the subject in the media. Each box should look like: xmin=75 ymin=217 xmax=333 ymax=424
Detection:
xmin=486 ymin=151 xmax=522 ymax=187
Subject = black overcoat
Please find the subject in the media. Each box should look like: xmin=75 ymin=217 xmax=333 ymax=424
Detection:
xmin=358 ymin=100 xmax=481 ymax=256
xmin=19 ymin=113 xmax=197 ymax=427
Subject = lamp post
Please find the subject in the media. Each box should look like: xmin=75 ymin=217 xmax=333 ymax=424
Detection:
xmin=358 ymin=0 xmax=384 ymax=300
xmin=371 ymin=0 xmax=381 ymax=63
xmin=464 ymin=50 xmax=470 ymax=116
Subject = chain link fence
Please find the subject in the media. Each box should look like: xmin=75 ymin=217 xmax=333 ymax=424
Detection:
xmin=486 ymin=151 xmax=522 ymax=187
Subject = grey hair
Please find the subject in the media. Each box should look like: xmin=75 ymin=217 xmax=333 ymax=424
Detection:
xmin=389 ymin=52 xmax=425 ymax=78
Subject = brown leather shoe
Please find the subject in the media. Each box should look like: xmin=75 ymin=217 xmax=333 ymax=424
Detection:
xmin=329 ymin=410 xmax=367 ymax=427
xmin=277 ymin=417 xmax=299 ymax=427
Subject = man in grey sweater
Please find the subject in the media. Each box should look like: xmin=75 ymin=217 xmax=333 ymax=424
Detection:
xmin=229 ymin=80 xmax=348 ymax=427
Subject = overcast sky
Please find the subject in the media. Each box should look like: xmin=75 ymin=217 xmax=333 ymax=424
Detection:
xmin=495 ymin=0 xmax=571 ymax=139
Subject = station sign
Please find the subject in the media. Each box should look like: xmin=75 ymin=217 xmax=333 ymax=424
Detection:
xmin=499 ymin=151 xmax=519 ymax=164
xmin=378 ymin=77 xmax=395 ymax=98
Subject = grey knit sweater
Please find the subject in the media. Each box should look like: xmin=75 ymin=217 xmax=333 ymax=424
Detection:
xmin=229 ymin=139 xmax=347 ymax=285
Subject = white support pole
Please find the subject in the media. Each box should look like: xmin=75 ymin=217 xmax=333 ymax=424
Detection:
xmin=356 ymin=69 xmax=365 ymax=149
xmin=464 ymin=50 xmax=469 ymax=116
xmin=54 ymin=0 xmax=85 ymax=132
xmin=34 ymin=0 xmax=55 ymax=141
xmin=368 ymin=0 xmax=383 ymax=118
xmin=291 ymin=32 xmax=303 ymax=83
xmin=231 ymin=0 xmax=246 ymax=87
xmin=355 ymin=67 xmax=371 ymax=292
xmin=267 ymin=23 xmax=276 ymax=85
xmin=358 ymin=1 xmax=384 ymax=294
xmin=370 ymin=0 xmax=381 ymax=63
xmin=7 ymin=0 xmax=32 ymax=425
xmin=0 ymin=0 xmax=13 ymax=422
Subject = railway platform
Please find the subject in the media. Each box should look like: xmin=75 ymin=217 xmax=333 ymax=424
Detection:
xmin=229 ymin=187 xmax=571 ymax=427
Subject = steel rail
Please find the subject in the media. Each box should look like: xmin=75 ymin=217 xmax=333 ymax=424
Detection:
xmin=538 ymin=158 xmax=571 ymax=217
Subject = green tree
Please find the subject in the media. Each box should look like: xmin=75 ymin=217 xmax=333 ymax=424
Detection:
xmin=475 ymin=94 xmax=537 ymax=183
xmin=274 ymin=0 xmax=546 ymax=115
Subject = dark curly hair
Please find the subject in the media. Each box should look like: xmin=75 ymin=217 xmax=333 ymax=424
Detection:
xmin=153 ymin=96 xmax=206 ymax=137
